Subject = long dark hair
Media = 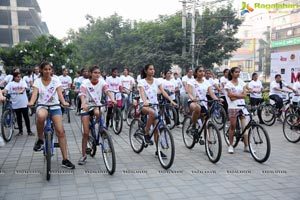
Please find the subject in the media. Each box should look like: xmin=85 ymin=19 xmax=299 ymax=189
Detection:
xmin=12 ymin=72 xmax=21 ymax=81
xmin=228 ymin=67 xmax=240 ymax=81
xmin=39 ymin=61 xmax=52 ymax=77
xmin=194 ymin=65 xmax=204 ymax=79
xmin=252 ymin=72 xmax=257 ymax=80
xmin=88 ymin=65 xmax=100 ymax=79
xmin=141 ymin=64 xmax=153 ymax=79
xmin=275 ymin=74 xmax=282 ymax=89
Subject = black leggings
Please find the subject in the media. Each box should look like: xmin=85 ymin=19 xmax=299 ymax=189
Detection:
xmin=250 ymin=97 xmax=263 ymax=122
xmin=14 ymin=107 xmax=31 ymax=133
xmin=269 ymin=94 xmax=283 ymax=111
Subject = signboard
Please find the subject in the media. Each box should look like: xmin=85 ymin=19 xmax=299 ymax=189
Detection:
xmin=271 ymin=37 xmax=300 ymax=48
xmin=270 ymin=51 xmax=300 ymax=86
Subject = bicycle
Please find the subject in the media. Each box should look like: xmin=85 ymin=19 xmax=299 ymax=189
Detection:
xmin=121 ymin=87 xmax=133 ymax=122
xmin=62 ymin=89 xmax=71 ymax=123
xmin=182 ymin=100 xmax=222 ymax=163
xmin=208 ymin=99 xmax=227 ymax=130
xmin=159 ymin=93 xmax=178 ymax=130
xmin=35 ymin=104 xmax=63 ymax=180
xmin=129 ymin=103 xmax=175 ymax=169
xmin=1 ymin=93 xmax=17 ymax=142
xmin=107 ymin=91 xmax=123 ymax=135
xmin=126 ymin=92 xmax=141 ymax=126
xmin=224 ymin=105 xmax=271 ymax=163
xmin=282 ymin=103 xmax=300 ymax=143
xmin=83 ymin=105 xmax=116 ymax=174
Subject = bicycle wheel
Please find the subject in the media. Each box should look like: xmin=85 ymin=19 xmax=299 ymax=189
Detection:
xmin=261 ymin=104 xmax=276 ymax=126
xmin=126 ymin=104 xmax=137 ymax=126
xmin=210 ymin=104 xmax=226 ymax=130
xmin=205 ymin=121 xmax=222 ymax=163
xmin=112 ymin=107 xmax=123 ymax=135
xmin=157 ymin=127 xmax=175 ymax=169
xmin=1 ymin=110 xmax=14 ymax=142
xmin=164 ymin=106 xmax=177 ymax=130
xmin=182 ymin=116 xmax=196 ymax=149
xmin=45 ymin=132 xmax=52 ymax=181
xmin=129 ymin=118 xmax=144 ymax=153
xmin=282 ymin=114 xmax=300 ymax=143
xmin=101 ymin=129 xmax=116 ymax=175
xmin=86 ymin=135 xmax=97 ymax=157
xmin=248 ymin=124 xmax=271 ymax=163
xmin=223 ymin=118 xmax=240 ymax=148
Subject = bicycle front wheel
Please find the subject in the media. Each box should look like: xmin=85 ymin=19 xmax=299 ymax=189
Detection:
xmin=1 ymin=110 xmax=14 ymax=142
xmin=182 ymin=116 xmax=196 ymax=149
xmin=164 ymin=106 xmax=177 ymax=130
xmin=283 ymin=114 xmax=300 ymax=143
xmin=126 ymin=104 xmax=137 ymax=126
xmin=129 ymin=119 xmax=144 ymax=153
xmin=101 ymin=129 xmax=116 ymax=175
xmin=210 ymin=104 xmax=226 ymax=130
xmin=45 ymin=132 xmax=52 ymax=180
xmin=157 ymin=127 xmax=175 ymax=169
xmin=112 ymin=107 xmax=123 ymax=135
xmin=261 ymin=104 xmax=276 ymax=126
xmin=86 ymin=135 xmax=97 ymax=157
xmin=205 ymin=121 xmax=222 ymax=163
xmin=248 ymin=124 xmax=271 ymax=163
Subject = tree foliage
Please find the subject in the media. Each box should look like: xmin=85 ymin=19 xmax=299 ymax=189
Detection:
xmin=69 ymin=5 xmax=242 ymax=74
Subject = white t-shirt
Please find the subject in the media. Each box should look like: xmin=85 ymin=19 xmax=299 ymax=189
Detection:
xmin=79 ymin=79 xmax=108 ymax=107
xmin=225 ymin=80 xmax=246 ymax=109
xmin=59 ymin=75 xmax=72 ymax=90
xmin=292 ymin=81 xmax=300 ymax=102
xmin=73 ymin=77 xmax=80 ymax=92
xmin=4 ymin=74 xmax=13 ymax=83
xmin=188 ymin=79 xmax=211 ymax=109
xmin=269 ymin=81 xmax=288 ymax=98
xmin=173 ymin=78 xmax=183 ymax=92
xmin=106 ymin=76 xmax=122 ymax=101
xmin=5 ymin=81 xmax=28 ymax=109
xmin=32 ymin=73 xmax=40 ymax=83
xmin=0 ymin=74 xmax=6 ymax=87
xmin=248 ymin=80 xmax=263 ymax=98
xmin=23 ymin=75 xmax=31 ymax=89
xmin=162 ymin=79 xmax=177 ymax=100
xmin=33 ymin=77 xmax=62 ymax=110
xmin=138 ymin=78 xmax=161 ymax=104
xmin=181 ymin=75 xmax=194 ymax=94
xmin=219 ymin=76 xmax=229 ymax=97
xmin=120 ymin=75 xmax=134 ymax=90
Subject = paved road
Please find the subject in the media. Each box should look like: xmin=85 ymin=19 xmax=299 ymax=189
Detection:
xmin=0 ymin=112 xmax=300 ymax=200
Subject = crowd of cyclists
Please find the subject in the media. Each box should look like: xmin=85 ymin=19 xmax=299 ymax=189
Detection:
xmin=0 ymin=61 xmax=297 ymax=170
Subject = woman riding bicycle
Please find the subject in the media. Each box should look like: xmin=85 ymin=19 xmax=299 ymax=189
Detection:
xmin=186 ymin=66 xmax=221 ymax=138
xmin=78 ymin=66 xmax=116 ymax=165
xmin=28 ymin=61 xmax=75 ymax=169
xmin=138 ymin=64 xmax=177 ymax=150
xmin=270 ymin=74 xmax=296 ymax=118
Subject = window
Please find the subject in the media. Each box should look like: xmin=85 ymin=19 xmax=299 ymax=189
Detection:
xmin=0 ymin=0 xmax=10 ymax=6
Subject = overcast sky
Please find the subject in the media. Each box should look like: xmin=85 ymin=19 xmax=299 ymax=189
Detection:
xmin=37 ymin=0 xmax=183 ymax=39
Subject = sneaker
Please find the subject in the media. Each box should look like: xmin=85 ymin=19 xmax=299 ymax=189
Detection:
xmin=244 ymin=146 xmax=250 ymax=153
xmin=78 ymin=156 xmax=87 ymax=165
xmin=62 ymin=159 xmax=75 ymax=169
xmin=33 ymin=139 xmax=44 ymax=151
xmin=228 ymin=145 xmax=234 ymax=154
xmin=16 ymin=132 xmax=23 ymax=136
xmin=176 ymin=124 xmax=182 ymax=128
xmin=155 ymin=151 xmax=167 ymax=159
xmin=0 ymin=136 xmax=5 ymax=147
xmin=144 ymin=134 xmax=153 ymax=145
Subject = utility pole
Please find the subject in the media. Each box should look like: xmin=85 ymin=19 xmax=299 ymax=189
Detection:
xmin=182 ymin=0 xmax=187 ymax=57
xmin=191 ymin=0 xmax=196 ymax=70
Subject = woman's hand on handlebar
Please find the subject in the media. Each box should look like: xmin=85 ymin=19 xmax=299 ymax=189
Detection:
xmin=81 ymin=104 xmax=89 ymax=112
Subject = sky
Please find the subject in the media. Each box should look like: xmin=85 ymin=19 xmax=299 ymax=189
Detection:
xmin=37 ymin=0 xmax=183 ymax=39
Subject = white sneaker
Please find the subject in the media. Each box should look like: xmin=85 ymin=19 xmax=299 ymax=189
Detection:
xmin=228 ymin=145 xmax=234 ymax=154
xmin=0 ymin=136 xmax=5 ymax=147
xmin=177 ymin=124 xmax=182 ymax=128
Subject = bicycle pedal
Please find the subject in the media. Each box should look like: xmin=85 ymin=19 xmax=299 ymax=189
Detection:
xmin=54 ymin=143 xmax=60 ymax=148
xmin=199 ymin=140 xmax=205 ymax=145
xmin=144 ymin=144 xmax=148 ymax=148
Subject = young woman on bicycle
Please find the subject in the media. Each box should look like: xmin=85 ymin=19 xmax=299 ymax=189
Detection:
xmin=225 ymin=67 xmax=248 ymax=154
xmin=0 ymin=72 xmax=34 ymax=136
xmin=187 ymin=66 xmax=221 ymax=137
xmin=138 ymin=64 xmax=177 ymax=149
xmin=28 ymin=61 xmax=75 ymax=169
xmin=269 ymin=74 xmax=296 ymax=118
xmin=78 ymin=66 xmax=116 ymax=165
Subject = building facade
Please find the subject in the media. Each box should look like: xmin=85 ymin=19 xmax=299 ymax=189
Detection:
xmin=0 ymin=0 xmax=48 ymax=48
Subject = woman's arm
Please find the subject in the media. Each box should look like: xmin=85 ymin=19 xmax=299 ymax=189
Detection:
xmin=28 ymin=87 xmax=38 ymax=106
xmin=159 ymin=84 xmax=176 ymax=105
xmin=57 ymin=86 xmax=68 ymax=106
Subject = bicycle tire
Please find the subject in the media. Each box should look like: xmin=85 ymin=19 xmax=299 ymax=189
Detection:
xmin=210 ymin=104 xmax=226 ymax=130
xmin=205 ymin=121 xmax=222 ymax=163
xmin=1 ymin=110 xmax=14 ymax=142
xmin=164 ymin=106 xmax=177 ymax=130
xmin=45 ymin=132 xmax=52 ymax=180
xmin=261 ymin=104 xmax=276 ymax=126
xmin=157 ymin=127 xmax=175 ymax=169
xmin=101 ymin=129 xmax=116 ymax=175
xmin=282 ymin=114 xmax=300 ymax=143
xmin=126 ymin=104 xmax=137 ymax=126
xmin=223 ymin=118 xmax=240 ymax=148
xmin=87 ymin=135 xmax=97 ymax=157
xmin=248 ymin=124 xmax=271 ymax=163
xmin=182 ymin=116 xmax=196 ymax=149
xmin=112 ymin=107 xmax=123 ymax=135
xmin=129 ymin=118 xmax=144 ymax=153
